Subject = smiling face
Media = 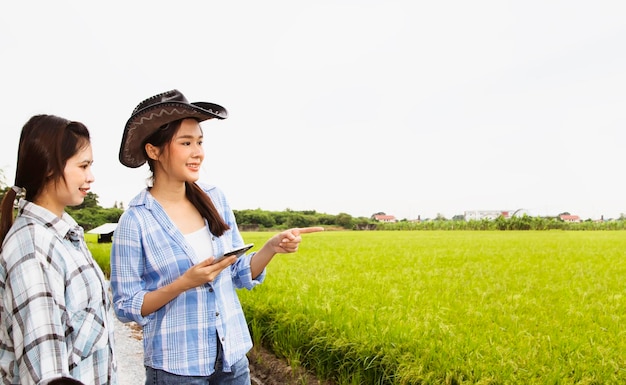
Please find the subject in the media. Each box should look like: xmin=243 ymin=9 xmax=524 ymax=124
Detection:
xmin=149 ymin=118 xmax=204 ymax=185
xmin=35 ymin=142 xmax=95 ymax=217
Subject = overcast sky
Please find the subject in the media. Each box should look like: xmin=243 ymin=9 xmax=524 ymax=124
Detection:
xmin=1 ymin=1 xmax=625 ymax=220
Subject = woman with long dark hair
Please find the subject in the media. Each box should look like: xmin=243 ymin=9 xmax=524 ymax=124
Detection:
xmin=0 ymin=115 xmax=117 ymax=384
xmin=111 ymin=90 xmax=322 ymax=385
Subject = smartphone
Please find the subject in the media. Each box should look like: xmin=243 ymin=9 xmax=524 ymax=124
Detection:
xmin=212 ymin=243 xmax=254 ymax=264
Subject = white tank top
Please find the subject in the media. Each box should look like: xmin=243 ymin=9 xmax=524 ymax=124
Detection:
xmin=184 ymin=227 xmax=214 ymax=262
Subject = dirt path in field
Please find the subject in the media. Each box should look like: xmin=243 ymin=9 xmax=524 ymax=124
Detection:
xmin=115 ymin=317 xmax=330 ymax=385
xmin=248 ymin=347 xmax=330 ymax=385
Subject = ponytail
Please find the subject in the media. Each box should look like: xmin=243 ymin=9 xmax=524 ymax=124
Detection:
xmin=0 ymin=188 xmax=20 ymax=245
xmin=186 ymin=182 xmax=230 ymax=236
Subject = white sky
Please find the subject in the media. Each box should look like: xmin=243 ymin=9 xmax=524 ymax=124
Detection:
xmin=1 ymin=1 xmax=625 ymax=220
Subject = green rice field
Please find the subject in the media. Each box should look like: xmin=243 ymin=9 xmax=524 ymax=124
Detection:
xmin=237 ymin=230 xmax=626 ymax=384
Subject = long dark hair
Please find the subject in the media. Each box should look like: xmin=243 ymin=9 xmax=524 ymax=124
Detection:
xmin=0 ymin=115 xmax=91 ymax=244
xmin=144 ymin=119 xmax=230 ymax=236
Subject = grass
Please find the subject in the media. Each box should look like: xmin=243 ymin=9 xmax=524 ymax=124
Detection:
xmin=87 ymin=230 xmax=626 ymax=384
xmin=237 ymin=230 xmax=626 ymax=384
xmin=85 ymin=233 xmax=111 ymax=277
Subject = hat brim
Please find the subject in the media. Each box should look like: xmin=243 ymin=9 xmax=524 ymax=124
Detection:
xmin=119 ymin=101 xmax=227 ymax=168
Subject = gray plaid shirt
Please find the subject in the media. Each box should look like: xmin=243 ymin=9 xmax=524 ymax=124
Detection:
xmin=0 ymin=199 xmax=117 ymax=384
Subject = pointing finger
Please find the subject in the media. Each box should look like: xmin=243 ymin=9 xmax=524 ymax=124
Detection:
xmin=293 ymin=227 xmax=325 ymax=235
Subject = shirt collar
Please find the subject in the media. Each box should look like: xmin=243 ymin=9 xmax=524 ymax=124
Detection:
xmin=129 ymin=188 xmax=153 ymax=209
xmin=17 ymin=199 xmax=82 ymax=241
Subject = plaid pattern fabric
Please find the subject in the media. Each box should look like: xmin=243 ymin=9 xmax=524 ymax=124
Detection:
xmin=0 ymin=200 xmax=117 ymax=385
xmin=110 ymin=183 xmax=264 ymax=376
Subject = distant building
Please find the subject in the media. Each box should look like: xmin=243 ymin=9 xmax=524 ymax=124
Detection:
xmin=87 ymin=223 xmax=118 ymax=243
xmin=464 ymin=210 xmax=510 ymax=221
xmin=559 ymin=214 xmax=581 ymax=223
xmin=373 ymin=214 xmax=397 ymax=223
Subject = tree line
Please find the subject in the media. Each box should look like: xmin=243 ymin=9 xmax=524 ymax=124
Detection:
xmin=1 ymin=185 xmax=624 ymax=232
xmin=0 ymin=187 xmax=373 ymax=231
xmin=379 ymin=214 xmax=626 ymax=231
xmin=0 ymin=188 xmax=124 ymax=231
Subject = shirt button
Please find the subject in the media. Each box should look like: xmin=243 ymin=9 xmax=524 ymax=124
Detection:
xmin=216 ymin=312 xmax=220 ymax=317
xmin=209 ymin=288 xmax=214 ymax=292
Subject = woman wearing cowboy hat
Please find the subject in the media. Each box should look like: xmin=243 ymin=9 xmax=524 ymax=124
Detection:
xmin=110 ymin=90 xmax=322 ymax=385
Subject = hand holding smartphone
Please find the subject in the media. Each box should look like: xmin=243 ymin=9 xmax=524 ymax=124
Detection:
xmin=212 ymin=243 xmax=254 ymax=264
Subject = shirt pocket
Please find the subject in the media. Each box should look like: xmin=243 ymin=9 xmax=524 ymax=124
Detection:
xmin=67 ymin=309 xmax=109 ymax=363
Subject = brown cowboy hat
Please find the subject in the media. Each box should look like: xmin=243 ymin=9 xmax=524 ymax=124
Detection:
xmin=119 ymin=89 xmax=228 ymax=168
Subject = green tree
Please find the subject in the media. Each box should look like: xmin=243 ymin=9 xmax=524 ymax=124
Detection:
xmin=73 ymin=191 xmax=100 ymax=209
xmin=285 ymin=213 xmax=314 ymax=228
xmin=336 ymin=213 xmax=355 ymax=229
xmin=234 ymin=209 xmax=276 ymax=228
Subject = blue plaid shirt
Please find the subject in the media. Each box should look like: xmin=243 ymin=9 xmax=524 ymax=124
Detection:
xmin=110 ymin=183 xmax=265 ymax=376
xmin=0 ymin=199 xmax=117 ymax=385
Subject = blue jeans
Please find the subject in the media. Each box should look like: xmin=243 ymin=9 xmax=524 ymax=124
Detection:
xmin=144 ymin=355 xmax=251 ymax=385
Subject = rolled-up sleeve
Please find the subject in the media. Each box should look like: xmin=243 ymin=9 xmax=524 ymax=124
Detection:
xmin=231 ymin=252 xmax=266 ymax=290
xmin=110 ymin=211 xmax=151 ymax=325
